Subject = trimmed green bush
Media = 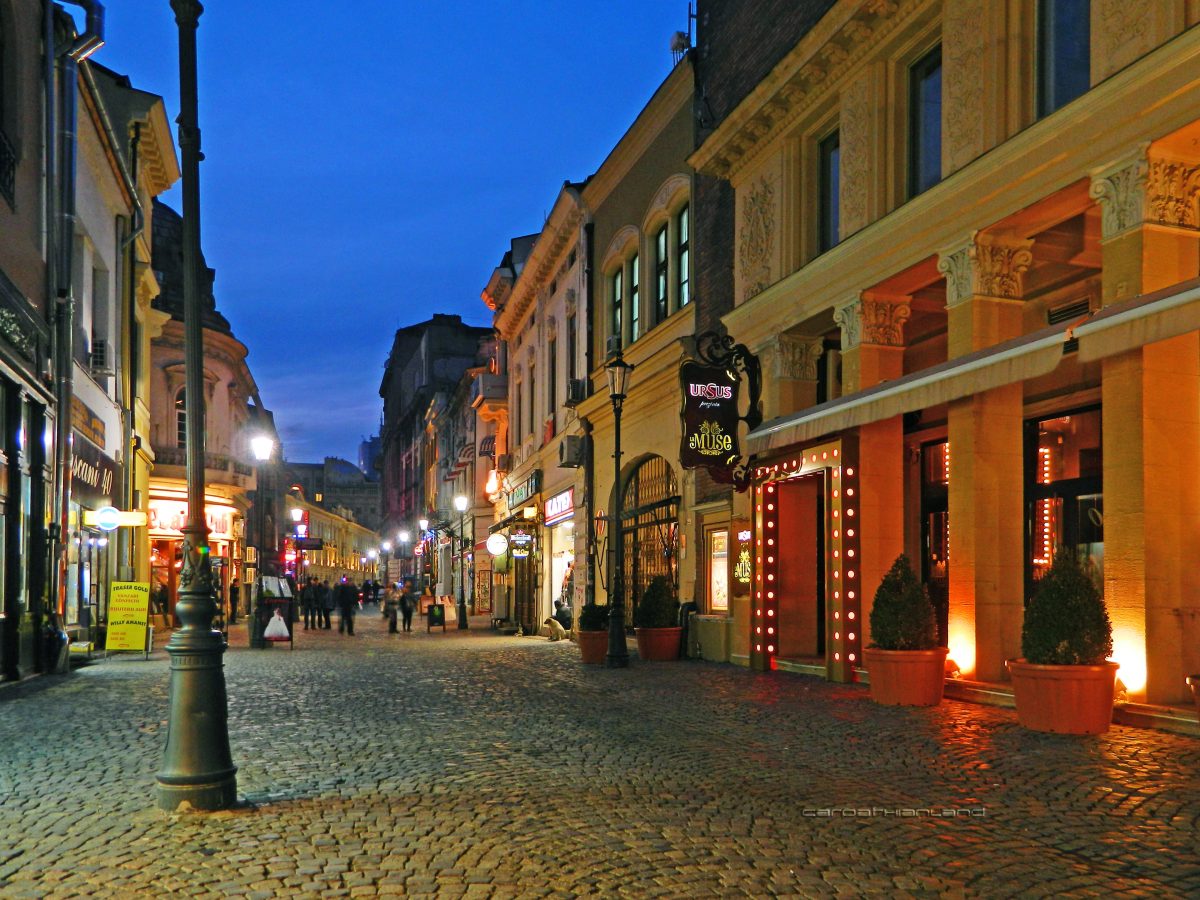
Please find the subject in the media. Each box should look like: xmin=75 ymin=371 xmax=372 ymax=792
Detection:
xmin=577 ymin=602 xmax=608 ymax=632
xmin=868 ymin=555 xmax=939 ymax=650
xmin=1022 ymin=549 xmax=1112 ymax=665
xmin=634 ymin=576 xmax=680 ymax=629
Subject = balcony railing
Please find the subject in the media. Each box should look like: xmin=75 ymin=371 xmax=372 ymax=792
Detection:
xmin=154 ymin=445 xmax=253 ymax=479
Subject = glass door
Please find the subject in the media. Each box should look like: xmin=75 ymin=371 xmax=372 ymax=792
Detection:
xmin=920 ymin=440 xmax=950 ymax=646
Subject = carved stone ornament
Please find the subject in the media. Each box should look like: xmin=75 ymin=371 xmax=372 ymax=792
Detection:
xmin=1089 ymin=155 xmax=1149 ymax=239
xmin=0 ymin=309 xmax=33 ymax=357
xmin=739 ymin=177 xmax=775 ymax=300
xmin=938 ymin=234 xmax=1032 ymax=306
xmin=835 ymin=295 xmax=910 ymax=350
xmin=774 ymin=334 xmax=825 ymax=380
xmin=1147 ymin=158 xmax=1200 ymax=230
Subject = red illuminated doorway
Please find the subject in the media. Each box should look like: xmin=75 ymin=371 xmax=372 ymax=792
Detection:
xmin=775 ymin=474 xmax=825 ymax=661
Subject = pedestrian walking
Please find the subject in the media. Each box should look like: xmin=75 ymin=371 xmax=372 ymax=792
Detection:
xmin=300 ymin=577 xmax=318 ymax=630
xmin=320 ymin=579 xmax=334 ymax=629
xmin=228 ymin=578 xmax=240 ymax=624
xmin=337 ymin=577 xmax=357 ymax=635
xmin=399 ymin=578 xmax=418 ymax=633
xmin=384 ymin=583 xmax=399 ymax=633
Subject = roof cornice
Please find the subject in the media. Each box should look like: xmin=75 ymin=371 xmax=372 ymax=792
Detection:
xmin=690 ymin=0 xmax=923 ymax=181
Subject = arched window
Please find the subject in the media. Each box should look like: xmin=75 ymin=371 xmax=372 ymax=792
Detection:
xmin=175 ymin=388 xmax=187 ymax=448
xmin=620 ymin=455 xmax=679 ymax=625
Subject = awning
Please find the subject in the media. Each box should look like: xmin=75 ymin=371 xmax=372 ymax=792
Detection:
xmin=479 ymin=434 xmax=496 ymax=457
xmin=1074 ymin=276 xmax=1200 ymax=362
xmin=746 ymin=322 xmax=1071 ymax=454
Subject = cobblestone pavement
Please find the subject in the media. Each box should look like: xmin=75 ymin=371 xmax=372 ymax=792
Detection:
xmin=2 ymin=608 xmax=1199 ymax=899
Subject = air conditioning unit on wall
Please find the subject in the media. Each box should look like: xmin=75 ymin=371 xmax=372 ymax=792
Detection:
xmin=564 ymin=378 xmax=588 ymax=407
xmin=558 ymin=435 xmax=584 ymax=468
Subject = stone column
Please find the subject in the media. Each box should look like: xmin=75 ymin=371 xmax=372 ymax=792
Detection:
xmin=834 ymin=292 xmax=909 ymax=647
xmin=938 ymin=233 xmax=1031 ymax=682
xmin=1090 ymin=148 xmax=1200 ymax=703
xmin=758 ymin=333 xmax=824 ymax=421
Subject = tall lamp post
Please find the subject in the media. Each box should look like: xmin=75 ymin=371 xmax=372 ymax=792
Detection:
xmin=397 ymin=530 xmax=410 ymax=581
xmin=454 ymin=495 xmax=470 ymax=629
xmin=380 ymin=540 xmax=392 ymax=586
xmin=605 ymin=341 xmax=633 ymax=668
xmin=249 ymin=434 xmax=275 ymax=649
xmin=418 ymin=517 xmax=429 ymax=593
xmin=156 ymin=0 xmax=237 ymax=811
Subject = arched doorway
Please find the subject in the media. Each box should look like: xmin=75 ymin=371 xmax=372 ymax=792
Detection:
xmin=619 ymin=455 xmax=679 ymax=627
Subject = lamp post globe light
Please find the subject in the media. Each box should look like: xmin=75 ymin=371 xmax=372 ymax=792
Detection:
xmin=454 ymin=495 xmax=470 ymax=630
xmin=156 ymin=0 xmax=237 ymax=812
xmin=605 ymin=339 xmax=633 ymax=668
xmin=381 ymin=540 xmax=392 ymax=585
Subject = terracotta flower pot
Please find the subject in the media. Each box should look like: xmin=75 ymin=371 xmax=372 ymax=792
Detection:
xmin=577 ymin=629 xmax=608 ymax=665
xmin=863 ymin=647 xmax=949 ymax=707
xmin=635 ymin=626 xmax=682 ymax=661
xmin=1007 ymin=659 xmax=1119 ymax=735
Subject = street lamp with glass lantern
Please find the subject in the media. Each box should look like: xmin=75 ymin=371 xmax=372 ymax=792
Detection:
xmin=454 ymin=495 xmax=470 ymax=629
xmin=605 ymin=340 xmax=633 ymax=668
xmin=380 ymin=540 xmax=392 ymax=586
xmin=248 ymin=433 xmax=275 ymax=650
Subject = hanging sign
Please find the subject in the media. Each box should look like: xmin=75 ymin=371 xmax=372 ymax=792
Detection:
xmin=508 ymin=470 xmax=542 ymax=507
xmin=486 ymin=533 xmax=509 ymax=556
xmin=678 ymin=332 xmax=762 ymax=492
xmin=510 ymin=531 xmax=533 ymax=559
xmin=543 ymin=488 xmax=574 ymax=527
xmin=732 ymin=519 xmax=752 ymax=597
xmin=71 ymin=436 xmax=118 ymax=506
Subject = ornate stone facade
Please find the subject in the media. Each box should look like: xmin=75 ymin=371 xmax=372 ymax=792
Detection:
xmin=738 ymin=176 xmax=776 ymax=300
xmin=773 ymin=334 xmax=825 ymax=380
xmin=1089 ymin=153 xmax=1150 ymax=239
xmin=834 ymin=294 xmax=910 ymax=350
xmin=938 ymin=234 xmax=1033 ymax=306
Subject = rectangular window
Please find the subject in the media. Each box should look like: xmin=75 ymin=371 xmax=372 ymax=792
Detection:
xmin=818 ymin=130 xmax=840 ymax=252
xmin=630 ymin=254 xmax=640 ymax=342
xmin=514 ymin=380 xmax=522 ymax=442
xmin=655 ymin=224 xmax=668 ymax=322
xmin=708 ymin=529 xmax=729 ymax=612
xmin=547 ymin=338 xmax=557 ymax=417
xmin=677 ymin=206 xmax=690 ymax=307
xmin=527 ymin=365 xmax=535 ymax=437
xmin=567 ymin=314 xmax=577 ymax=381
xmin=1037 ymin=0 xmax=1090 ymax=118
xmin=907 ymin=45 xmax=942 ymax=199
xmin=610 ymin=270 xmax=623 ymax=348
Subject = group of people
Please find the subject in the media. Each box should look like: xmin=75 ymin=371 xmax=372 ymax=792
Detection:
xmin=298 ymin=576 xmax=362 ymax=634
xmin=383 ymin=579 xmax=420 ymax=633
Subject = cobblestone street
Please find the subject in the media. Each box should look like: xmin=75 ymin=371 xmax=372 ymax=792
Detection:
xmin=2 ymin=608 xmax=1198 ymax=898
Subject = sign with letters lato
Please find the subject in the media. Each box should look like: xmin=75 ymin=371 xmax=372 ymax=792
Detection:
xmin=679 ymin=360 xmax=741 ymax=473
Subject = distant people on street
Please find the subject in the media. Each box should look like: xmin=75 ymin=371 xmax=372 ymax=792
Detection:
xmin=320 ymin=579 xmax=334 ymax=629
xmin=301 ymin=577 xmax=319 ymax=630
xmin=153 ymin=582 xmax=170 ymax=621
xmin=228 ymin=579 xmax=240 ymax=624
xmin=553 ymin=599 xmax=572 ymax=632
xmin=384 ymin=583 xmax=399 ymax=633
xmin=337 ymin=577 xmax=357 ymax=635
xmin=399 ymin=579 xmax=418 ymax=633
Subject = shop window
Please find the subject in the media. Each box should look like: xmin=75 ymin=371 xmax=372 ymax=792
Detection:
xmin=708 ymin=528 xmax=729 ymax=613
xmin=818 ymin=130 xmax=840 ymax=252
xmin=1026 ymin=408 xmax=1102 ymax=599
xmin=1037 ymin=0 xmax=1090 ymax=118
xmin=907 ymin=45 xmax=942 ymax=199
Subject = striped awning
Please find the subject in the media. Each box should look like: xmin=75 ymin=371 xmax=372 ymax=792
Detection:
xmin=478 ymin=434 xmax=497 ymax=457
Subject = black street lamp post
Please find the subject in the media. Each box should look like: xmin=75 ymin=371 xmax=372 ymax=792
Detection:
xmin=156 ymin=0 xmax=237 ymax=811
xmin=454 ymin=495 xmax=469 ymax=629
xmin=605 ymin=340 xmax=633 ymax=668
xmin=249 ymin=435 xmax=275 ymax=649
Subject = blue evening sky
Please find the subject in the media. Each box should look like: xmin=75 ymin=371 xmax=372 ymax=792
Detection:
xmin=99 ymin=2 xmax=692 ymax=464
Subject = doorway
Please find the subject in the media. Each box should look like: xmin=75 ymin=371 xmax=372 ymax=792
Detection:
xmin=775 ymin=473 xmax=825 ymax=660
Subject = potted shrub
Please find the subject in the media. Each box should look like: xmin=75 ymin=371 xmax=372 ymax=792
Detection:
xmin=1008 ymin=549 xmax=1117 ymax=735
xmin=634 ymin=576 xmax=682 ymax=661
xmin=862 ymin=555 xmax=948 ymax=707
xmin=576 ymin=602 xmax=609 ymax=665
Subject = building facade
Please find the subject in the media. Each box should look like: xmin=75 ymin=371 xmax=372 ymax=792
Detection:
xmin=286 ymin=457 xmax=382 ymax=532
xmin=690 ymin=0 xmax=1200 ymax=704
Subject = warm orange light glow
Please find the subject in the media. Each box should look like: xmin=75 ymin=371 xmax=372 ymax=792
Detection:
xmin=1111 ymin=627 xmax=1145 ymax=695
xmin=948 ymin=617 xmax=975 ymax=677
xmin=485 ymin=469 xmax=500 ymax=495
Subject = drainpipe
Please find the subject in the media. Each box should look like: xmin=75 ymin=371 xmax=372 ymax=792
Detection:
xmin=49 ymin=0 xmax=105 ymax=623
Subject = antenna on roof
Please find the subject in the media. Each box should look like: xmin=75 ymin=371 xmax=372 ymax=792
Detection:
xmin=671 ymin=2 xmax=694 ymax=65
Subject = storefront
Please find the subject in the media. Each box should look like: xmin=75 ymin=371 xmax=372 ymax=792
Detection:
xmin=543 ymin=487 xmax=575 ymax=623
xmin=148 ymin=492 xmax=241 ymax=624
xmin=65 ymin=433 xmax=120 ymax=644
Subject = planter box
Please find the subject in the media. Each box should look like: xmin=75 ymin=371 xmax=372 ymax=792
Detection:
xmin=1008 ymin=659 xmax=1119 ymax=735
xmin=863 ymin=647 xmax=949 ymax=707
xmin=577 ymin=630 xmax=607 ymax=665
xmin=635 ymin=626 xmax=682 ymax=661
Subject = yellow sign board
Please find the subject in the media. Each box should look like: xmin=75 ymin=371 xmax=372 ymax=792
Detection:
xmin=105 ymin=582 xmax=150 ymax=653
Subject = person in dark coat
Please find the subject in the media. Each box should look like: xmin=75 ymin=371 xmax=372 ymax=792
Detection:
xmin=228 ymin=579 xmax=240 ymax=624
xmin=553 ymin=599 xmax=572 ymax=632
xmin=337 ymin=578 xmax=357 ymax=635
xmin=399 ymin=579 xmax=418 ymax=633
xmin=300 ymin=577 xmax=318 ymax=630
xmin=319 ymin=579 xmax=334 ymax=629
